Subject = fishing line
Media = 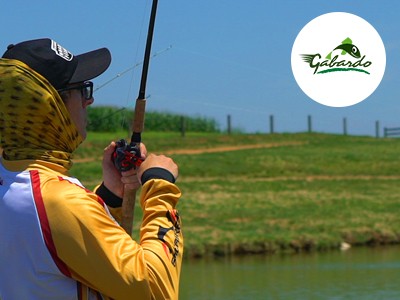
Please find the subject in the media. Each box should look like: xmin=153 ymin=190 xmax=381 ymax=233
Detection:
xmin=160 ymin=97 xmax=271 ymax=115
xmin=173 ymin=46 xmax=276 ymax=77
xmin=92 ymin=2 xmax=167 ymax=132
xmin=119 ymin=1 xmax=150 ymax=133
xmin=94 ymin=46 xmax=172 ymax=92
xmin=89 ymin=46 xmax=169 ymax=127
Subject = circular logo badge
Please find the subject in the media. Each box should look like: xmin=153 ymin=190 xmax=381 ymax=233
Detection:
xmin=291 ymin=12 xmax=386 ymax=107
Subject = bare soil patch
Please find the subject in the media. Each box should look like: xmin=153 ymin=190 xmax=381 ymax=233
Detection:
xmin=73 ymin=141 xmax=305 ymax=163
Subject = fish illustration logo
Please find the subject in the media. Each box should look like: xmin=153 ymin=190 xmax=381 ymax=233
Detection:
xmin=326 ymin=37 xmax=361 ymax=59
xmin=300 ymin=37 xmax=371 ymax=75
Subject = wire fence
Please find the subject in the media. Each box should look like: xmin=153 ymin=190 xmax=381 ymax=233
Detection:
xmin=225 ymin=114 xmax=391 ymax=138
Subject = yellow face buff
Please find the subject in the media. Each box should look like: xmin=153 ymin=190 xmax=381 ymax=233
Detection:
xmin=0 ymin=59 xmax=84 ymax=169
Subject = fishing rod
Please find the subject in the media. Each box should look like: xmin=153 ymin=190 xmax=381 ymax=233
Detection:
xmin=113 ymin=0 xmax=159 ymax=235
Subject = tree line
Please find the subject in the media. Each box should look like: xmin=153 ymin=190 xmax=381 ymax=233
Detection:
xmin=87 ymin=106 xmax=220 ymax=133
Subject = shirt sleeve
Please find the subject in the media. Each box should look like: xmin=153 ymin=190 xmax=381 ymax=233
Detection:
xmin=139 ymin=179 xmax=183 ymax=299
xmin=42 ymin=176 xmax=183 ymax=300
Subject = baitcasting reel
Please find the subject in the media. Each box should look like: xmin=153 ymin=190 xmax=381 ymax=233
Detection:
xmin=113 ymin=139 xmax=144 ymax=172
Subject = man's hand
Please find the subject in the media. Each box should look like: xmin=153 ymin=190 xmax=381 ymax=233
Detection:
xmin=137 ymin=154 xmax=178 ymax=184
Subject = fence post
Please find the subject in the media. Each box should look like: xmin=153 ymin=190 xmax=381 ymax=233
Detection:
xmin=375 ymin=121 xmax=379 ymax=138
xmin=270 ymin=115 xmax=274 ymax=134
xmin=343 ymin=118 xmax=347 ymax=136
xmin=308 ymin=115 xmax=312 ymax=133
xmin=227 ymin=114 xmax=231 ymax=135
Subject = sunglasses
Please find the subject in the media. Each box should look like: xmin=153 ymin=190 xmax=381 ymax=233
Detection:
xmin=58 ymin=81 xmax=94 ymax=100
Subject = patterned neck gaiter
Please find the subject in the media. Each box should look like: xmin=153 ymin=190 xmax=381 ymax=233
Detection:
xmin=0 ymin=59 xmax=83 ymax=169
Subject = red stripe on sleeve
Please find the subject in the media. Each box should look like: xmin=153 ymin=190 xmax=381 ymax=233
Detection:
xmin=76 ymin=282 xmax=83 ymax=300
xmin=30 ymin=170 xmax=72 ymax=277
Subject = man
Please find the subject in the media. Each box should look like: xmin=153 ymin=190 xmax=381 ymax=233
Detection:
xmin=0 ymin=38 xmax=183 ymax=299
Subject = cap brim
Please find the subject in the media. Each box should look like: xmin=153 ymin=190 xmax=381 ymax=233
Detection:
xmin=69 ymin=48 xmax=111 ymax=84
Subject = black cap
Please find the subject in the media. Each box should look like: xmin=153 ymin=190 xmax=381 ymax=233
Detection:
xmin=2 ymin=38 xmax=111 ymax=89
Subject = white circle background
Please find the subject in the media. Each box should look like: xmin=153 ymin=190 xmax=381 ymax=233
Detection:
xmin=291 ymin=12 xmax=386 ymax=107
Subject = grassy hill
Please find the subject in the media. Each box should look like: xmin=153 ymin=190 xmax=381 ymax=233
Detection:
xmin=70 ymin=132 xmax=400 ymax=258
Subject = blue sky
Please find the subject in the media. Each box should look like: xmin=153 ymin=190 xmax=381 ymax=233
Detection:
xmin=2 ymin=1 xmax=400 ymax=136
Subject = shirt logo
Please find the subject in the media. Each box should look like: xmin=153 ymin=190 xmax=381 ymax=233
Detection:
xmin=157 ymin=210 xmax=181 ymax=266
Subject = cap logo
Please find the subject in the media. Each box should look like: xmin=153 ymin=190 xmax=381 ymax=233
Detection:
xmin=51 ymin=40 xmax=73 ymax=61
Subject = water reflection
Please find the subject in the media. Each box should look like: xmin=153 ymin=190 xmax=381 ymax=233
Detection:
xmin=180 ymin=246 xmax=400 ymax=300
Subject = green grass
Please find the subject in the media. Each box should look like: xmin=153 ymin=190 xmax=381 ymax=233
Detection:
xmin=70 ymin=132 xmax=400 ymax=258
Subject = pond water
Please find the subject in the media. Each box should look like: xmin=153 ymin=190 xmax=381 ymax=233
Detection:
xmin=180 ymin=246 xmax=400 ymax=299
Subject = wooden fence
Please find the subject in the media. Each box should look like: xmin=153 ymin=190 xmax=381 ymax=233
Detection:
xmin=384 ymin=127 xmax=400 ymax=138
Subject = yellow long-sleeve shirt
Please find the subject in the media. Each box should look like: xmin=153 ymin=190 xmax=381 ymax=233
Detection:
xmin=0 ymin=159 xmax=183 ymax=300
